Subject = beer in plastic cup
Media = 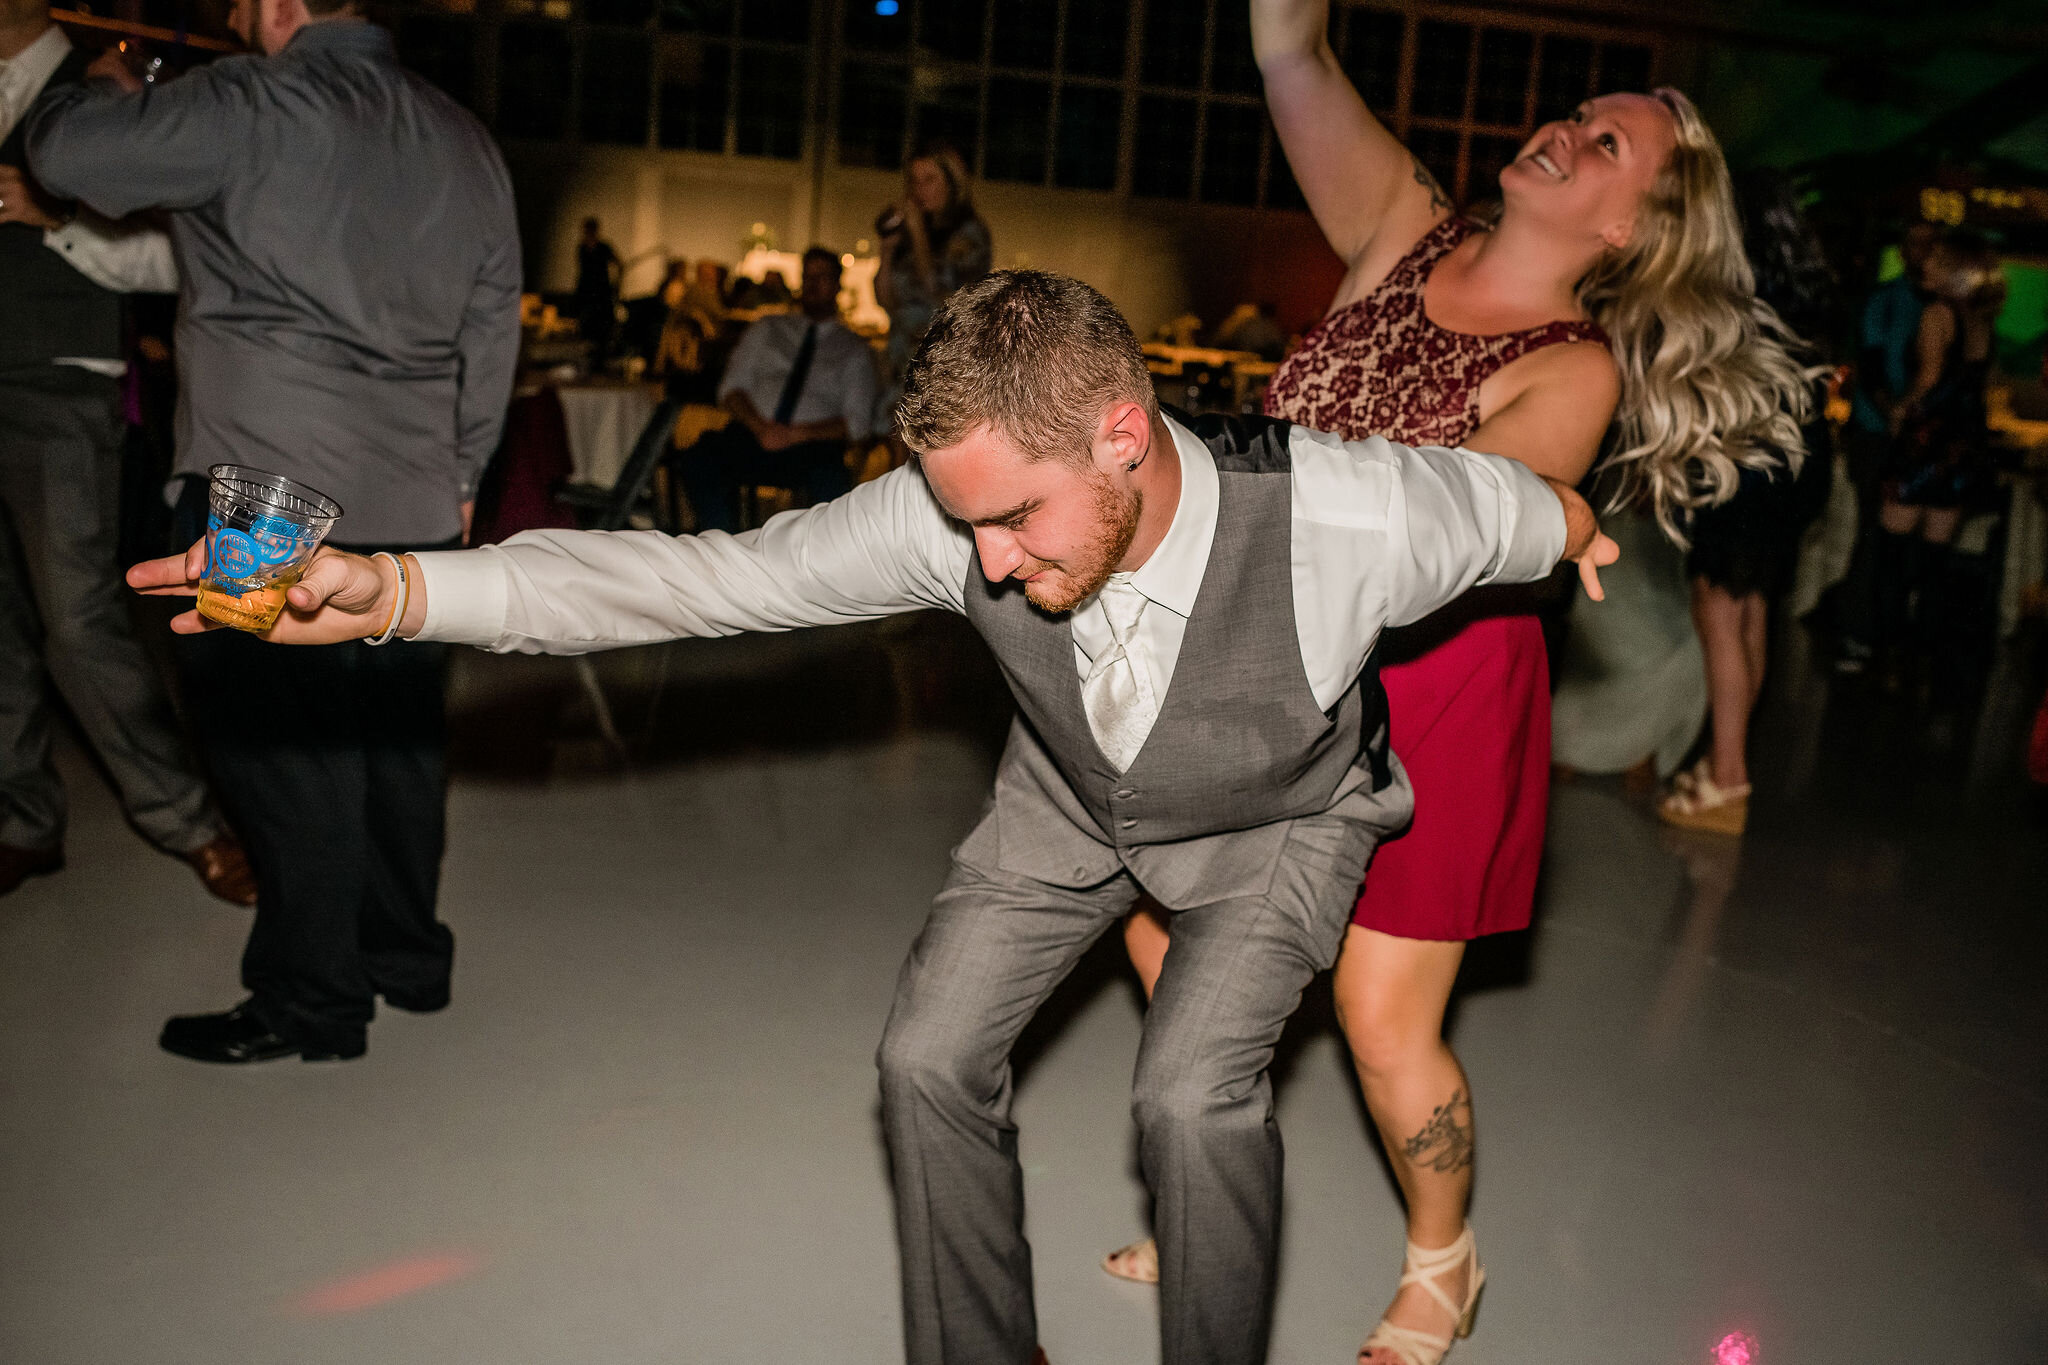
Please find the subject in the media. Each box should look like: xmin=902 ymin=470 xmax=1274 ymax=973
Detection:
xmin=196 ymin=465 xmax=344 ymax=633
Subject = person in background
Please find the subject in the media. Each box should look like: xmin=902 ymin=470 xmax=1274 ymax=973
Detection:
xmin=874 ymin=142 xmax=992 ymax=382
xmin=0 ymin=0 xmax=254 ymax=904
xmin=1209 ymin=300 xmax=1287 ymax=361
xmin=574 ymin=215 xmax=621 ymax=362
xmin=27 ymin=0 xmax=521 ymax=1063
xmin=1658 ymin=171 xmax=1834 ymax=835
xmin=680 ymin=246 xmax=876 ymax=533
xmin=1104 ymin=6 xmax=1811 ymax=1365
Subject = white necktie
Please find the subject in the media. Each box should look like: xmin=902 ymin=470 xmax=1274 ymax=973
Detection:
xmin=1082 ymin=578 xmax=1156 ymax=772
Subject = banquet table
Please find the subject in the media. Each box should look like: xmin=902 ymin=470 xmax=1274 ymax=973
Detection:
xmin=558 ymin=380 xmax=664 ymax=488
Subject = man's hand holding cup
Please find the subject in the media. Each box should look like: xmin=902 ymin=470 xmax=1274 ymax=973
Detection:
xmin=129 ymin=543 xmax=422 ymax=644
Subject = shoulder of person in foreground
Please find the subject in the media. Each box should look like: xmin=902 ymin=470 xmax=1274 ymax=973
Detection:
xmin=411 ymin=461 xmax=973 ymax=654
xmin=26 ymin=56 xmax=265 ymax=216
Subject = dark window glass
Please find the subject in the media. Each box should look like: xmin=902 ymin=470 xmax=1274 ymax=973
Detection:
xmin=1339 ymin=7 xmax=1402 ymax=114
xmin=1053 ymin=83 xmax=1121 ymax=190
xmin=838 ymin=61 xmax=908 ymax=168
xmin=1466 ymin=134 xmax=1523 ymax=202
xmin=920 ymin=2 xmax=982 ymax=62
xmin=1600 ymin=43 xmax=1652 ymax=94
xmin=737 ymin=0 xmax=808 ymax=42
xmin=844 ymin=0 xmax=911 ymax=52
xmin=657 ymin=0 xmax=731 ymax=32
xmin=586 ymin=0 xmax=652 ymax=26
xmin=1410 ymin=20 xmax=1471 ymax=120
xmin=1409 ymin=125 xmax=1461 ymax=202
xmin=1140 ymin=0 xmax=1203 ymax=89
xmin=1472 ymin=29 xmax=1531 ymax=127
xmin=913 ymin=79 xmax=980 ymax=166
xmin=498 ymin=25 xmax=573 ymax=139
xmin=991 ymin=0 xmax=1056 ymax=71
xmin=396 ymin=16 xmax=474 ymax=108
xmin=1265 ymin=129 xmax=1307 ymax=211
xmin=983 ymin=76 xmax=1051 ymax=182
xmin=734 ymin=45 xmax=805 ymax=158
xmin=1199 ymin=100 xmax=1261 ymax=205
xmin=658 ymin=39 xmax=729 ymax=150
xmin=1534 ymin=35 xmax=1592 ymax=123
xmin=1210 ymin=1 xmax=1258 ymax=95
xmin=582 ymin=32 xmax=651 ymax=143
xmin=1132 ymin=94 xmax=1196 ymax=199
xmin=1063 ymin=0 xmax=1127 ymax=79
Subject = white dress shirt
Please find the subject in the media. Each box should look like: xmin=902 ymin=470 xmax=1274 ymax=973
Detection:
xmin=718 ymin=311 xmax=880 ymax=441
xmin=414 ymin=416 xmax=1566 ymax=743
xmin=0 ymin=25 xmax=179 ymax=377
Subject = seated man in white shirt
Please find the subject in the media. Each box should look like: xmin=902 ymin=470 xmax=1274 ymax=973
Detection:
xmin=681 ymin=244 xmax=878 ymax=533
xmin=130 ymin=269 xmax=1614 ymax=1365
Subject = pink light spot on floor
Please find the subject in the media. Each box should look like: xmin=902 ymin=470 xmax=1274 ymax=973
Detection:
xmin=1712 ymin=1331 xmax=1760 ymax=1365
xmin=291 ymin=1250 xmax=482 ymax=1316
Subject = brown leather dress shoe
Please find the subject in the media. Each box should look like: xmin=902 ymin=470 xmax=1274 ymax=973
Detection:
xmin=186 ymin=833 xmax=258 ymax=907
xmin=0 ymin=843 xmax=63 ymax=897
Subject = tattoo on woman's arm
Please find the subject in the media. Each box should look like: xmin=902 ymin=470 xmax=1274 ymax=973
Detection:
xmin=1410 ymin=155 xmax=1452 ymax=215
xmin=1402 ymin=1088 xmax=1474 ymax=1174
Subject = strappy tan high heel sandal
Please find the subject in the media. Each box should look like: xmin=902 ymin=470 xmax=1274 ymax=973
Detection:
xmin=1658 ymin=763 xmax=1750 ymax=836
xmin=1100 ymin=1237 xmax=1158 ymax=1284
xmin=1358 ymin=1227 xmax=1485 ymax=1365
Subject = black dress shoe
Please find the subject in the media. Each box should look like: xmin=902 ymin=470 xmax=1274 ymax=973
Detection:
xmin=379 ymin=985 xmax=450 ymax=1014
xmin=159 ymin=1001 xmax=364 ymax=1064
xmin=0 ymin=842 xmax=63 ymax=897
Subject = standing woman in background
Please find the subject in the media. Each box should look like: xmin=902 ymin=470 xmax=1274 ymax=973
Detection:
xmin=873 ymin=143 xmax=993 ymax=383
xmin=1105 ymin=4 xmax=1812 ymax=1363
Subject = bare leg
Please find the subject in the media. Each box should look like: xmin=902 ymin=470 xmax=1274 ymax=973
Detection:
xmin=1740 ymin=592 xmax=1769 ymax=712
xmin=1691 ymin=578 xmax=1756 ymax=791
xmin=1334 ymin=925 xmax=1475 ymax=1356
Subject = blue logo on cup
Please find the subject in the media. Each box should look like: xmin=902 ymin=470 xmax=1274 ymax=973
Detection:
xmin=207 ymin=511 xmax=312 ymax=583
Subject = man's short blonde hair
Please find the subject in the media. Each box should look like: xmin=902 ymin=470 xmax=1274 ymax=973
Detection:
xmin=895 ymin=270 xmax=1158 ymax=467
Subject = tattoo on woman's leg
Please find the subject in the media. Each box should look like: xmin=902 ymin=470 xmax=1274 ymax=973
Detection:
xmin=1402 ymin=1088 xmax=1474 ymax=1174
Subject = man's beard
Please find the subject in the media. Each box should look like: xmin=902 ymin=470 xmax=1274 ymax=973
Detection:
xmin=1023 ymin=473 xmax=1142 ymax=613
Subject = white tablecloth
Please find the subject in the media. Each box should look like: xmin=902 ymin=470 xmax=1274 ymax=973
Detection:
xmin=558 ymin=383 xmax=662 ymax=489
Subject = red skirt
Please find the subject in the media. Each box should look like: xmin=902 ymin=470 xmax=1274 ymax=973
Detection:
xmin=1353 ymin=613 xmax=1550 ymax=940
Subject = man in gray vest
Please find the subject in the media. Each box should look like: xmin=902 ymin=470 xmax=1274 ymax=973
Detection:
xmin=0 ymin=0 xmax=252 ymax=902
xmin=131 ymin=271 xmax=1614 ymax=1364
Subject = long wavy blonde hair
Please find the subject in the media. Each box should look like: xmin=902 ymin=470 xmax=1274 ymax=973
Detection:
xmin=1582 ymin=88 xmax=1817 ymax=544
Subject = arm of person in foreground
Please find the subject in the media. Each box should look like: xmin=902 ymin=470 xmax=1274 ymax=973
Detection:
xmin=127 ymin=463 xmax=972 ymax=652
xmin=25 ymin=60 xmax=248 ymax=215
xmin=453 ymin=175 xmax=525 ymax=515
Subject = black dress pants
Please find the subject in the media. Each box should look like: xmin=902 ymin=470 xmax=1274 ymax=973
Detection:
xmin=173 ymin=481 xmax=457 ymax=1052
xmin=679 ymin=424 xmax=852 ymax=534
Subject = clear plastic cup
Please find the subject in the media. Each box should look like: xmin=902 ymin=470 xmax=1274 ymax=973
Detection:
xmin=196 ymin=465 xmax=344 ymax=633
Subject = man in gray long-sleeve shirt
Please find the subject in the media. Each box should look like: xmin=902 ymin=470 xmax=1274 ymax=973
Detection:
xmin=27 ymin=0 xmax=521 ymax=1063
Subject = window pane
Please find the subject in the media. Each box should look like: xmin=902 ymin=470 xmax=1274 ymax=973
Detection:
xmin=658 ymin=0 xmax=732 ymax=32
xmin=1265 ymin=127 xmax=1307 ymax=211
xmin=582 ymin=32 xmax=651 ymax=143
xmin=913 ymin=77 xmax=980 ymax=166
xmin=735 ymin=45 xmax=805 ymax=158
xmin=1339 ymin=7 xmax=1402 ymax=115
xmin=1141 ymin=0 xmax=1203 ymax=89
xmin=1210 ymin=0 xmax=1258 ymax=96
xmin=919 ymin=2 xmax=982 ymax=63
xmin=396 ymin=16 xmax=474 ymax=108
xmin=1054 ymin=83 xmax=1121 ymax=190
xmin=1411 ymin=20 xmax=1471 ymax=120
xmin=845 ymin=0 xmax=911 ymax=53
xmin=838 ymin=61 xmax=907 ymax=168
xmin=498 ymin=25 xmax=572 ymax=139
xmin=738 ymin=0 xmax=808 ymax=42
xmin=1132 ymin=93 xmax=1196 ymax=199
xmin=1063 ymin=0 xmax=1127 ymax=79
xmin=659 ymin=39 xmax=729 ymax=150
xmin=991 ymin=0 xmax=1056 ymax=71
xmin=1199 ymin=101 xmax=1261 ymax=206
xmin=1600 ymin=43 xmax=1652 ymax=94
xmin=587 ymin=0 xmax=652 ymax=26
xmin=1467 ymin=134 xmax=1523 ymax=202
xmin=983 ymin=76 xmax=1050 ymax=182
xmin=1409 ymin=125 xmax=1461 ymax=202
xmin=1472 ymin=29 xmax=1531 ymax=127
xmin=1534 ymin=35 xmax=1592 ymax=123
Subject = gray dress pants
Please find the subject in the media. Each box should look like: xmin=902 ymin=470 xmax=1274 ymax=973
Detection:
xmin=0 ymin=367 xmax=217 ymax=853
xmin=877 ymin=812 xmax=1376 ymax=1365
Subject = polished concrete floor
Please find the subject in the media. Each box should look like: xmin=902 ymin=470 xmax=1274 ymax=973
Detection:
xmin=2 ymin=611 xmax=2044 ymax=1364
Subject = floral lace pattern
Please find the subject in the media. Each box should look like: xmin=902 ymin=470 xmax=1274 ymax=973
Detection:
xmin=1264 ymin=217 xmax=1608 ymax=446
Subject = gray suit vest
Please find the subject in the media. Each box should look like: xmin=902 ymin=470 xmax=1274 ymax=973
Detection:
xmin=957 ymin=412 xmax=1408 ymax=909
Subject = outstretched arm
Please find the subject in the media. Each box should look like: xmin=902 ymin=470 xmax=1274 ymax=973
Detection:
xmin=1254 ymin=0 xmax=1449 ymax=271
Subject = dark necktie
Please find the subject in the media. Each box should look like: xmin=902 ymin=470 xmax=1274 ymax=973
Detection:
xmin=772 ymin=322 xmax=818 ymax=425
